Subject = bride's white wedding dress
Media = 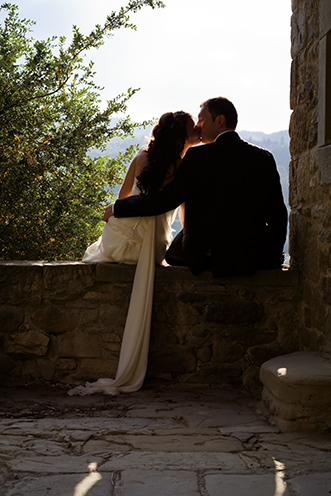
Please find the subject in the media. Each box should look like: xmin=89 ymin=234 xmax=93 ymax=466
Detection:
xmin=68 ymin=181 xmax=177 ymax=396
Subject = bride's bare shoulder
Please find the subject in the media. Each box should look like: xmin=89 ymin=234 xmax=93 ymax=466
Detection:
xmin=134 ymin=148 xmax=149 ymax=174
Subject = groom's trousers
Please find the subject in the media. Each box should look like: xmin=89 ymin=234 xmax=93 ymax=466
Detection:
xmin=165 ymin=230 xmax=212 ymax=274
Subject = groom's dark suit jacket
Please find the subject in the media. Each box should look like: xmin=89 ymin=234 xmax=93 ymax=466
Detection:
xmin=114 ymin=131 xmax=288 ymax=277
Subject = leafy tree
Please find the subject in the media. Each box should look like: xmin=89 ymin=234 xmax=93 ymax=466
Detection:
xmin=0 ymin=1 xmax=164 ymax=260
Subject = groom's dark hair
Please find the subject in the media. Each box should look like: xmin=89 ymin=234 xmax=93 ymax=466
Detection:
xmin=201 ymin=97 xmax=238 ymax=129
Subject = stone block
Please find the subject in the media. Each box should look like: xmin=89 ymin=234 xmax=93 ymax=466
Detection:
xmin=289 ymin=210 xmax=310 ymax=268
xmin=70 ymin=358 xmax=118 ymax=380
xmin=308 ymin=40 xmax=319 ymax=63
xmin=307 ymin=122 xmax=318 ymax=148
xmin=320 ymin=0 xmax=331 ymax=39
xmin=153 ymin=288 xmax=170 ymax=302
xmin=36 ymin=358 xmax=56 ymax=381
xmin=197 ymin=345 xmax=212 ymax=362
xmin=6 ymin=330 xmax=49 ymax=356
xmin=318 ymin=144 xmax=331 ymax=185
xmin=121 ymin=469 xmax=200 ymax=496
xmin=31 ymin=306 xmax=81 ymax=334
xmin=248 ymin=345 xmax=294 ymax=367
xmin=184 ymin=326 xmax=213 ymax=348
xmin=149 ymin=323 xmax=178 ymax=346
xmin=289 ymin=474 xmax=331 ymax=495
xmin=298 ymin=80 xmax=313 ymax=105
xmin=291 ymin=5 xmax=308 ymax=58
xmin=300 ymin=324 xmax=321 ymax=350
xmin=43 ymin=262 xmax=95 ymax=293
xmin=148 ymin=345 xmax=196 ymax=373
xmin=96 ymin=262 xmax=135 ymax=282
xmin=228 ymin=325 xmax=275 ymax=345
xmin=21 ymin=357 xmax=56 ymax=380
xmin=291 ymin=0 xmax=303 ymax=13
xmin=205 ymin=474 xmax=288 ymax=496
xmin=0 ymin=263 xmax=43 ymax=294
xmin=154 ymin=264 xmax=194 ymax=284
xmin=57 ymin=358 xmax=77 ymax=371
xmin=213 ymin=342 xmax=244 ymax=363
xmin=194 ymin=363 xmax=242 ymax=384
xmin=290 ymin=57 xmax=299 ymax=109
xmin=260 ymin=352 xmax=331 ymax=430
xmin=178 ymin=292 xmax=207 ymax=303
xmin=172 ymin=304 xmax=201 ymax=326
xmin=323 ymin=277 xmax=331 ymax=304
xmin=0 ymin=305 xmax=24 ymax=332
xmin=153 ymin=302 xmax=200 ymax=327
xmin=83 ymin=286 xmax=129 ymax=303
xmin=4 ymin=473 xmax=112 ymax=496
xmin=308 ymin=11 xmax=319 ymax=44
xmin=58 ymin=331 xmax=102 ymax=358
xmin=206 ymin=298 xmax=264 ymax=325
xmin=242 ymin=365 xmax=260 ymax=390
xmin=99 ymin=302 xmax=129 ymax=329
xmin=293 ymin=153 xmax=311 ymax=204
xmin=0 ymin=353 xmax=16 ymax=374
xmin=103 ymin=341 xmax=121 ymax=353
xmin=289 ymin=107 xmax=307 ymax=156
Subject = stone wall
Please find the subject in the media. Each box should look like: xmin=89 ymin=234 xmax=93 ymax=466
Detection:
xmin=289 ymin=0 xmax=331 ymax=351
xmin=0 ymin=261 xmax=301 ymax=388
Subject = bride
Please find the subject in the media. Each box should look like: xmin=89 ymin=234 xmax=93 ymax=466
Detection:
xmin=68 ymin=111 xmax=200 ymax=396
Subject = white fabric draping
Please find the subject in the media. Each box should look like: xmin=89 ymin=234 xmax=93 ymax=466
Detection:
xmin=68 ymin=216 xmax=156 ymax=396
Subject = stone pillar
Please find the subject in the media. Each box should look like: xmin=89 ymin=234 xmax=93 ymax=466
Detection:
xmin=289 ymin=0 xmax=331 ymax=350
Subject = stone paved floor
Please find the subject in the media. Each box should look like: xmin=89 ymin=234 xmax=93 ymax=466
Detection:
xmin=1 ymin=381 xmax=331 ymax=495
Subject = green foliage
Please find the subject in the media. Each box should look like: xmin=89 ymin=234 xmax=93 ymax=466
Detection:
xmin=0 ymin=1 xmax=164 ymax=260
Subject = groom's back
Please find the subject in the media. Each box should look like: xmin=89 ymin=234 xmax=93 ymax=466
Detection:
xmin=182 ymin=132 xmax=287 ymax=276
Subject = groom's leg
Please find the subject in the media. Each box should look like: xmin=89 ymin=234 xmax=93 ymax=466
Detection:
xmin=165 ymin=230 xmax=188 ymax=267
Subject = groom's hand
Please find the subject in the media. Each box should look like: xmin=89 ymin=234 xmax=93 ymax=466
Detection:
xmin=103 ymin=203 xmax=114 ymax=222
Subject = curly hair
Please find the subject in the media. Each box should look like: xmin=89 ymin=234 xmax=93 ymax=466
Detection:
xmin=137 ymin=111 xmax=193 ymax=195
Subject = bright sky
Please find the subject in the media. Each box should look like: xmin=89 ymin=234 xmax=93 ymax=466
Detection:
xmin=5 ymin=0 xmax=292 ymax=133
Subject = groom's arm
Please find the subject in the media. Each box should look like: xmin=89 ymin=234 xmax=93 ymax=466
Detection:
xmin=114 ymin=182 xmax=182 ymax=218
xmin=104 ymin=147 xmax=197 ymax=221
xmin=113 ymin=154 xmax=193 ymax=218
xmin=103 ymin=181 xmax=175 ymax=222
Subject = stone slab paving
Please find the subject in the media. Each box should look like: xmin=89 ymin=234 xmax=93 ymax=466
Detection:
xmin=0 ymin=382 xmax=331 ymax=495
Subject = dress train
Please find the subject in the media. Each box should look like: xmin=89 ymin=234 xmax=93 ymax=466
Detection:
xmin=68 ymin=216 xmax=156 ymax=396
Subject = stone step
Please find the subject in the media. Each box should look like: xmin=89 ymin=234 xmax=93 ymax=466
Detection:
xmin=260 ymin=351 xmax=331 ymax=432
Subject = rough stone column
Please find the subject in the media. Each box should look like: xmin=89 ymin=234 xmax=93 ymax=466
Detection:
xmin=289 ymin=0 xmax=331 ymax=350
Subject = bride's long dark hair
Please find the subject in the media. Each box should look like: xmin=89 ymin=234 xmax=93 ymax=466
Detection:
xmin=137 ymin=111 xmax=192 ymax=195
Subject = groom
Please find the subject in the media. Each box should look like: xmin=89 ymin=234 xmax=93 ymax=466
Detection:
xmin=104 ymin=97 xmax=288 ymax=277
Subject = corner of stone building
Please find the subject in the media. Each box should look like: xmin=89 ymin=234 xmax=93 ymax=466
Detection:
xmin=289 ymin=0 xmax=331 ymax=351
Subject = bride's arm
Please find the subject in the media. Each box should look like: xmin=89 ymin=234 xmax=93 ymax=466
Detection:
xmin=118 ymin=150 xmax=148 ymax=199
xmin=179 ymin=203 xmax=185 ymax=226
xmin=118 ymin=156 xmax=137 ymax=199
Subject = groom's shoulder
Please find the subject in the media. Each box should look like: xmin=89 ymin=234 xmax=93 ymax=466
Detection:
xmin=185 ymin=142 xmax=215 ymax=159
xmin=241 ymin=139 xmax=275 ymax=162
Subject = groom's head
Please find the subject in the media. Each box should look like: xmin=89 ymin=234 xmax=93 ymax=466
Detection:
xmin=197 ymin=97 xmax=238 ymax=143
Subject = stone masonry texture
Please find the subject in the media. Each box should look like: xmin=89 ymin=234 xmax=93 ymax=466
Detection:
xmin=0 ymin=262 xmax=301 ymax=390
xmin=290 ymin=0 xmax=331 ymax=351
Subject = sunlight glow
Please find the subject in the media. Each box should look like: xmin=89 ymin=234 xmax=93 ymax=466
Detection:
xmin=273 ymin=458 xmax=287 ymax=496
xmin=277 ymin=367 xmax=287 ymax=377
xmin=7 ymin=0 xmax=292 ymax=133
xmin=73 ymin=463 xmax=102 ymax=496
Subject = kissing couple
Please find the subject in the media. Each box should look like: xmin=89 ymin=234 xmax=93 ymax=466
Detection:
xmin=68 ymin=96 xmax=287 ymax=397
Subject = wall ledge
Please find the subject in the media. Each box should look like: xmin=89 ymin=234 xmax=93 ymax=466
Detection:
xmin=0 ymin=261 xmax=301 ymax=388
xmin=0 ymin=260 xmax=299 ymax=286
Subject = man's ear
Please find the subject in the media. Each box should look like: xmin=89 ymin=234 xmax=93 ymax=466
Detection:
xmin=216 ymin=114 xmax=226 ymax=129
